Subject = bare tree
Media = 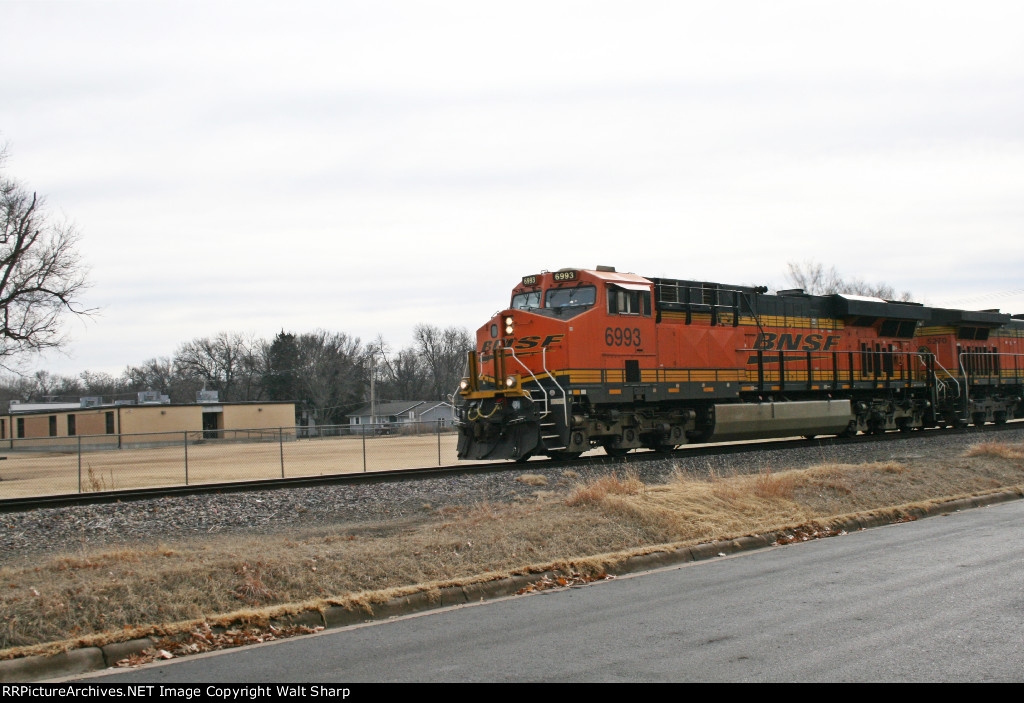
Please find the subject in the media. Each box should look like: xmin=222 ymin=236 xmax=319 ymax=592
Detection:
xmin=413 ymin=323 xmax=473 ymax=400
xmin=377 ymin=345 xmax=428 ymax=400
xmin=122 ymin=356 xmax=202 ymax=403
xmin=174 ymin=332 xmax=261 ymax=402
xmin=78 ymin=369 xmax=128 ymax=399
xmin=785 ymin=260 xmax=912 ymax=301
xmin=1 ymin=148 xmax=92 ymax=368
xmin=0 ymin=369 xmax=83 ymax=403
xmin=294 ymin=330 xmax=367 ymax=424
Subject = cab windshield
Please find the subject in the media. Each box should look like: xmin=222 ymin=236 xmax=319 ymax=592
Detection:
xmin=545 ymin=285 xmax=596 ymax=310
xmin=511 ymin=290 xmax=542 ymax=310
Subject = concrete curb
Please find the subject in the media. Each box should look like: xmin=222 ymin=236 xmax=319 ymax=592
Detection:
xmin=0 ymin=638 xmax=155 ymax=683
xmin=3 ymin=487 xmax=1021 ymax=682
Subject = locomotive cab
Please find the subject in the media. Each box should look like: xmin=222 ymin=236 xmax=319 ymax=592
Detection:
xmin=455 ymin=267 xmax=658 ymax=461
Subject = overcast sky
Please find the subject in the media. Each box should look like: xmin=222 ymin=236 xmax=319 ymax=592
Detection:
xmin=3 ymin=0 xmax=1023 ymax=377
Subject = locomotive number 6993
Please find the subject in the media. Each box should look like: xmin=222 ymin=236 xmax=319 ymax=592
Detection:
xmin=605 ymin=327 xmax=642 ymax=347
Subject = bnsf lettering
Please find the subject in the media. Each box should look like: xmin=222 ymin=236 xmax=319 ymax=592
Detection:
xmin=513 ymin=336 xmax=541 ymax=350
xmin=755 ymin=333 xmax=840 ymax=351
xmin=479 ymin=334 xmax=564 ymax=355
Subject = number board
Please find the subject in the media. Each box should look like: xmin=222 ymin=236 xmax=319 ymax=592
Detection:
xmin=521 ymin=275 xmax=539 ymax=286
xmin=552 ymin=270 xmax=577 ymax=282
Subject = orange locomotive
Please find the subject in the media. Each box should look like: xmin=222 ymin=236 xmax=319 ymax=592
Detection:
xmin=454 ymin=266 xmax=1024 ymax=461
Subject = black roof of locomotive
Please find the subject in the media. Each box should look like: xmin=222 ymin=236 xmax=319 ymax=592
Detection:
xmin=648 ymin=275 xmax=1020 ymax=330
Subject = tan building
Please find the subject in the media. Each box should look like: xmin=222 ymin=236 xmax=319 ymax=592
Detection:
xmin=2 ymin=401 xmax=296 ymax=450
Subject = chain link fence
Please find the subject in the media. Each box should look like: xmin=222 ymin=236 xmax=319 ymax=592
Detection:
xmin=0 ymin=421 xmax=462 ymax=499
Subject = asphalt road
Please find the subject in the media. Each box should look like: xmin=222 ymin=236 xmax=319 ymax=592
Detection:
xmin=76 ymin=499 xmax=1024 ymax=682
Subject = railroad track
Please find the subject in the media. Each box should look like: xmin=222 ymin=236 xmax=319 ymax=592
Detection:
xmin=1 ymin=421 xmax=1019 ymax=514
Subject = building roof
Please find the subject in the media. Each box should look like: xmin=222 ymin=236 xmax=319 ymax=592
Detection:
xmin=6 ymin=400 xmax=295 ymax=417
xmin=8 ymin=402 xmax=82 ymax=414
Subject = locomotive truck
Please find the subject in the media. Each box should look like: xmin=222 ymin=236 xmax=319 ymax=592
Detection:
xmin=454 ymin=266 xmax=1024 ymax=461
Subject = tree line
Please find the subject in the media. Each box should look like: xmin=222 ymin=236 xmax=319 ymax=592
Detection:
xmin=783 ymin=260 xmax=914 ymax=301
xmin=0 ymin=324 xmax=473 ymax=425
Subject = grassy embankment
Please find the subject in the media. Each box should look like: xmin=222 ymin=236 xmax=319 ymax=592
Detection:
xmin=2 ymin=439 xmax=1023 ymax=661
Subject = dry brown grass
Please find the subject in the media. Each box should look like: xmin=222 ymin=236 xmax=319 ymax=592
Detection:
xmin=3 ymin=445 xmax=1024 ymax=658
xmin=964 ymin=441 xmax=1024 ymax=459
xmin=83 ymin=465 xmax=116 ymax=493
xmin=515 ymin=474 xmax=549 ymax=486
xmin=565 ymin=470 xmax=645 ymax=506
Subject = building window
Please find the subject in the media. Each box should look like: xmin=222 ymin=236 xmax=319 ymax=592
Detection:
xmin=49 ymin=415 xmax=57 ymax=437
xmin=17 ymin=418 xmax=25 ymax=438
xmin=105 ymin=411 xmax=115 ymax=435
xmin=68 ymin=415 xmax=77 ymax=436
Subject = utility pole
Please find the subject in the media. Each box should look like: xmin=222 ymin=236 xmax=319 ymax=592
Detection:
xmin=369 ymin=350 xmax=376 ymax=433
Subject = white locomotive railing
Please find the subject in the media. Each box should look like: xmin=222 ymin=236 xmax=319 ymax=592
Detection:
xmin=957 ymin=351 xmax=1024 ymax=415
xmin=504 ymin=344 xmax=570 ymax=430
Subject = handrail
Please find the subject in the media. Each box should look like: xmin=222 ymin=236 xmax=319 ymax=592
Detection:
xmin=957 ymin=351 xmax=974 ymax=414
xmin=504 ymin=345 xmax=570 ymax=429
xmin=920 ymin=355 xmax=960 ymax=400
xmin=542 ymin=346 xmax=570 ymax=428
xmin=954 ymin=350 xmax=1019 ymax=412
xmin=504 ymin=345 xmax=551 ymax=421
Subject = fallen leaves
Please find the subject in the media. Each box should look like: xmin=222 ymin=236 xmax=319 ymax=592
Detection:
xmin=516 ymin=571 xmax=613 ymax=595
xmin=115 ymin=621 xmax=324 ymax=667
xmin=773 ymin=525 xmax=848 ymax=545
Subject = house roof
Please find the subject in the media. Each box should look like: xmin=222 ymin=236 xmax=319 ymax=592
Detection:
xmin=349 ymin=400 xmax=425 ymax=417
xmin=349 ymin=400 xmax=454 ymax=417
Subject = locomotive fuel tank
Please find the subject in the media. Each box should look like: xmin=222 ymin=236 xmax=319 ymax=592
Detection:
xmin=708 ymin=400 xmax=853 ymax=442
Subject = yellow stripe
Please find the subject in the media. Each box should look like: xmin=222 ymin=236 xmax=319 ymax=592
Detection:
xmin=658 ymin=312 xmax=845 ymax=330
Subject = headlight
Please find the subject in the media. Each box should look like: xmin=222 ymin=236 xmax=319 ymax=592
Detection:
xmin=505 ymin=375 xmax=517 ymax=388
xmin=459 ymin=379 xmax=470 ymax=391
xmin=504 ymin=316 xmax=514 ymax=335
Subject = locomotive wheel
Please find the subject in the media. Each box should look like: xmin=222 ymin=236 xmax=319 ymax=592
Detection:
xmin=515 ymin=451 xmax=535 ymax=463
xmin=602 ymin=443 xmax=630 ymax=458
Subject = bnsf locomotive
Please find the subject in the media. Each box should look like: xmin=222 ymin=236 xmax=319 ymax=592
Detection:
xmin=454 ymin=266 xmax=1024 ymax=461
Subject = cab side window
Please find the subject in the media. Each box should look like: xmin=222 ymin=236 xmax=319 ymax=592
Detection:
xmin=607 ymin=286 xmax=651 ymax=316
